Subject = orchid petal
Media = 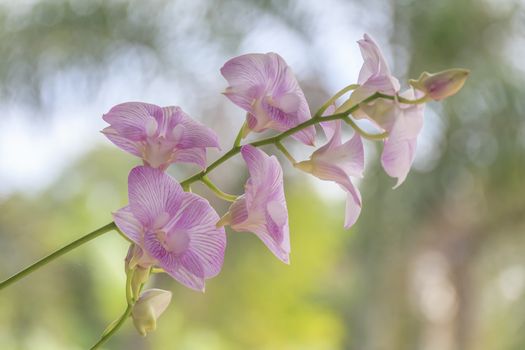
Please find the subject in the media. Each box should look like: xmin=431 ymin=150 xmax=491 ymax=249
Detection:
xmin=113 ymin=206 xmax=143 ymax=244
xmin=128 ymin=166 xmax=184 ymax=228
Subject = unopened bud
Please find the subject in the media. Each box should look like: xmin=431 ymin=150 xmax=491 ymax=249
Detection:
xmin=409 ymin=68 xmax=469 ymax=100
xmin=125 ymin=244 xmax=156 ymax=272
xmin=132 ymin=289 xmax=172 ymax=336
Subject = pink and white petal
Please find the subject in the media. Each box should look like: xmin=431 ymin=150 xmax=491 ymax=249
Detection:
xmin=128 ymin=166 xmax=184 ymax=228
xmin=113 ymin=206 xmax=143 ymax=244
xmin=102 ymin=127 xmax=142 ymax=157
xmin=251 ymin=222 xmax=290 ymax=264
xmin=266 ymin=199 xmax=290 ymax=252
xmin=359 ymin=98 xmax=398 ymax=131
xmin=164 ymin=251 xmax=206 ymax=292
xmin=103 ymin=102 xmax=162 ymax=141
xmin=229 ymin=196 xmax=249 ymax=227
xmin=241 ymin=145 xmax=272 ymax=188
xmin=320 ymin=118 xmax=339 ymax=142
xmin=185 ymin=224 xmax=226 ymax=279
xmin=223 ymin=88 xmax=255 ymax=111
xmin=173 ymin=109 xmax=220 ymax=149
xmin=220 ymin=53 xmax=273 ymax=97
xmin=241 ymin=146 xmax=284 ymax=208
xmin=337 ymin=132 xmax=365 ymax=177
xmin=381 ymin=133 xmax=418 ymax=189
xmin=312 ymin=161 xmax=353 ymax=186
xmin=174 ymin=148 xmax=207 ymax=169
xmin=274 ymin=93 xmax=302 ymax=114
xmin=357 ymin=34 xmax=392 ymax=84
xmin=343 ymin=183 xmax=362 ymax=229
xmin=291 ymin=125 xmax=316 ymax=146
xmin=312 ymin=132 xmax=364 ymax=178
xmin=314 ymin=121 xmax=343 ymax=159
xmin=166 ymin=193 xmax=226 ymax=278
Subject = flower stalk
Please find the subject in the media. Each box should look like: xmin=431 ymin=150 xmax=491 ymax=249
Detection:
xmin=0 ymin=222 xmax=117 ymax=291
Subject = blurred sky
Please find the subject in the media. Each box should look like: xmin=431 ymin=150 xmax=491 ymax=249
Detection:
xmin=0 ymin=0 xmax=380 ymax=196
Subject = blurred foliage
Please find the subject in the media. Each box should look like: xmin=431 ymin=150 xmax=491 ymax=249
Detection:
xmin=1 ymin=0 xmax=525 ymax=349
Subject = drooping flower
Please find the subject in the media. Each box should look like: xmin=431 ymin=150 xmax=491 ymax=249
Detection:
xmin=113 ymin=166 xmax=226 ymax=291
xmin=337 ymin=33 xmax=400 ymax=114
xmin=409 ymin=68 xmax=470 ymax=100
xmin=221 ymin=53 xmax=316 ymax=146
xmin=218 ymin=145 xmax=290 ymax=263
xmin=132 ymin=288 xmax=172 ymax=336
xmin=102 ymin=102 xmax=220 ymax=170
xmin=360 ymin=88 xmax=425 ymax=187
xmin=295 ymin=120 xmax=365 ymax=228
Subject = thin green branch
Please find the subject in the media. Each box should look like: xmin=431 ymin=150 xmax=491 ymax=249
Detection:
xmin=233 ymin=121 xmax=247 ymax=147
xmin=314 ymin=83 xmax=359 ymax=118
xmin=0 ymin=222 xmax=117 ymax=291
xmin=275 ymin=141 xmax=297 ymax=164
xmin=91 ymin=270 xmax=135 ymax=349
xmin=201 ymin=176 xmax=238 ymax=202
xmin=343 ymin=117 xmax=389 ymax=140
xmin=375 ymin=92 xmax=429 ymax=105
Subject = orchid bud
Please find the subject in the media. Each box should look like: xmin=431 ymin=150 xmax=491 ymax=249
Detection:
xmin=125 ymin=244 xmax=156 ymax=272
xmin=132 ymin=289 xmax=172 ymax=336
xmin=409 ymin=68 xmax=469 ymax=100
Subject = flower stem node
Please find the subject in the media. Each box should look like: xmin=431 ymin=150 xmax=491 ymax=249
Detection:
xmin=131 ymin=289 xmax=172 ymax=337
xmin=409 ymin=68 xmax=470 ymax=101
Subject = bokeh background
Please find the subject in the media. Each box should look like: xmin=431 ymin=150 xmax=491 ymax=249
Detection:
xmin=1 ymin=0 xmax=524 ymax=349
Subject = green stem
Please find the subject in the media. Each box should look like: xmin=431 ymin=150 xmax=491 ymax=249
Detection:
xmin=201 ymin=176 xmax=238 ymax=202
xmin=91 ymin=270 xmax=135 ymax=349
xmin=0 ymin=222 xmax=117 ymax=291
xmin=376 ymin=92 xmax=429 ymax=105
xmin=233 ymin=121 xmax=247 ymax=147
xmin=275 ymin=141 xmax=297 ymax=164
xmin=343 ymin=117 xmax=389 ymax=140
xmin=314 ymin=84 xmax=359 ymax=118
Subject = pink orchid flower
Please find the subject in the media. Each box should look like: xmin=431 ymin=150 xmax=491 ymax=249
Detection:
xmin=218 ymin=145 xmax=290 ymax=263
xmin=102 ymin=102 xmax=220 ymax=170
xmin=337 ymin=33 xmax=400 ymax=115
xmin=221 ymin=53 xmax=316 ymax=146
xmin=338 ymin=34 xmax=425 ymax=187
xmin=360 ymin=88 xmax=425 ymax=187
xmin=295 ymin=120 xmax=365 ymax=228
xmin=113 ymin=166 xmax=226 ymax=292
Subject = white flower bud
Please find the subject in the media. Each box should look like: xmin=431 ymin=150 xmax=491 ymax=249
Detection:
xmin=132 ymin=289 xmax=172 ymax=336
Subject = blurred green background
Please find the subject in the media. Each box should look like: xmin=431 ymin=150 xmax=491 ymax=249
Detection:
xmin=1 ymin=0 xmax=524 ymax=349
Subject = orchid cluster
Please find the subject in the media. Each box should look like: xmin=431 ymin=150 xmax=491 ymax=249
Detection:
xmin=0 ymin=33 xmax=468 ymax=348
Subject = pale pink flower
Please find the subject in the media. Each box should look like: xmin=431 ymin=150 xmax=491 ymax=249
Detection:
xmin=221 ymin=53 xmax=316 ymax=145
xmin=113 ymin=166 xmax=226 ymax=291
xmin=295 ymin=120 xmax=365 ymax=228
xmin=337 ymin=33 xmax=400 ymax=114
xmin=102 ymin=102 xmax=220 ymax=170
xmin=361 ymin=88 xmax=425 ymax=187
xmin=409 ymin=68 xmax=470 ymax=100
xmin=218 ymin=145 xmax=290 ymax=263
